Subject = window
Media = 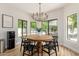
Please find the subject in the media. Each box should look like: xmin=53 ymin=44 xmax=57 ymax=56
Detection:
xmin=67 ymin=13 xmax=77 ymax=41
xmin=23 ymin=20 xmax=27 ymax=36
xmin=30 ymin=21 xmax=37 ymax=34
xmin=48 ymin=19 xmax=58 ymax=36
xmin=18 ymin=19 xmax=27 ymax=37
xmin=41 ymin=21 xmax=48 ymax=35
xmin=18 ymin=20 xmax=22 ymax=37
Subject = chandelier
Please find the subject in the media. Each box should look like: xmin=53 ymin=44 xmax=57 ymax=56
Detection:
xmin=31 ymin=3 xmax=48 ymax=21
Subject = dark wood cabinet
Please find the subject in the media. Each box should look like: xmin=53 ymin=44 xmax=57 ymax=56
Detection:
xmin=7 ymin=31 xmax=15 ymax=49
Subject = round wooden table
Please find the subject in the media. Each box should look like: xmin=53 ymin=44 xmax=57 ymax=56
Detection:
xmin=26 ymin=34 xmax=53 ymax=56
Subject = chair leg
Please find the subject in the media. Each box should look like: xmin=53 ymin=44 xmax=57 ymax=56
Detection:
xmin=48 ymin=49 xmax=50 ymax=56
xmin=20 ymin=44 xmax=22 ymax=51
xmin=57 ymin=45 xmax=59 ymax=51
xmin=31 ymin=49 xmax=34 ymax=56
xmin=57 ymin=42 xmax=59 ymax=51
xmin=23 ymin=46 xmax=25 ymax=56
xmin=20 ymin=39 xmax=23 ymax=51
xmin=55 ymin=46 xmax=57 ymax=56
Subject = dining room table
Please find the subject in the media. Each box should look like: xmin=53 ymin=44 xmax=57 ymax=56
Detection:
xmin=25 ymin=34 xmax=53 ymax=56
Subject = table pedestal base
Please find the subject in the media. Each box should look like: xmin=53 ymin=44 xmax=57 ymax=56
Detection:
xmin=37 ymin=42 xmax=43 ymax=56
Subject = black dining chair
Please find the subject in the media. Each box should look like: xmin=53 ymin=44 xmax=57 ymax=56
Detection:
xmin=20 ymin=36 xmax=26 ymax=51
xmin=23 ymin=39 xmax=36 ymax=56
xmin=42 ymin=39 xmax=57 ymax=56
xmin=48 ymin=33 xmax=59 ymax=51
xmin=53 ymin=36 xmax=59 ymax=51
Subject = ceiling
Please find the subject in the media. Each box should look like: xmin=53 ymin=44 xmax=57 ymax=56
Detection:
xmin=7 ymin=3 xmax=67 ymax=14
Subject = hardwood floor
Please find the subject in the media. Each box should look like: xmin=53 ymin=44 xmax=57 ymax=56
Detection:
xmin=0 ymin=45 xmax=79 ymax=56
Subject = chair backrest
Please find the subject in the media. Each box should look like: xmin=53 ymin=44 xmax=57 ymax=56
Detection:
xmin=21 ymin=35 xmax=27 ymax=43
xmin=27 ymin=38 xmax=37 ymax=45
xmin=52 ymin=36 xmax=58 ymax=43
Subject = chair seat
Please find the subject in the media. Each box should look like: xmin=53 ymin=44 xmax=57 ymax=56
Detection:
xmin=43 ymin=44 xmax=55 ymax=50
xmin=25 ymin=44 xmax=35 ymax=51
xmin=42 ymin=42 xmax=57 ymax=56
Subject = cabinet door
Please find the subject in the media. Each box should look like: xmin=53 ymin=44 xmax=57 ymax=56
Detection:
xmin=8 ymin=39 xmax=15 ymax=49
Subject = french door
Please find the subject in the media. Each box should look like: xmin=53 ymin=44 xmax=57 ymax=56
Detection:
xmin=18 ymin=19 xmax=27 ymax=37
xmin=41 ymin=21 xmax=49 ymax=35
xmin=48 ymin=19 xmax=58 ymax=36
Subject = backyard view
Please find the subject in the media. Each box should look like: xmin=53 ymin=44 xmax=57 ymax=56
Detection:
xmin=30 ymin=21 xmax=37 ymax=34
xmin=67 ymin=13 xmax=77 ymax=41
xmin=30 ymin=21 xmax=48 ymax=35
xmin=18 ymin=20 xmax=58 ymax=36
xmin=18 ymin=19 xmax=27 ymax=37
xmin=41 ymin=21 xmax=48 ymax=34
xmin=49 ymin=20 xmax=58 ymax=36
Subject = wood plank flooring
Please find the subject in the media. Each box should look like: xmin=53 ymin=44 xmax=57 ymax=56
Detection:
xmin=0 ymin=45 xmax=79 ymax=56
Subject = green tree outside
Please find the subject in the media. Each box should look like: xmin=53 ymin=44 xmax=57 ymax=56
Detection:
xmin=41 ymin=21 xmax=48 ymax=31
xmin=68 ymin=13 xmax=77 ymax=31
xmin=31 ymin=21 xmax=37 ymax=29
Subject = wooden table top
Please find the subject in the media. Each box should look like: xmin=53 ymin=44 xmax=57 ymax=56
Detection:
xmin=26 ymin=34 xmax=53 ymax=42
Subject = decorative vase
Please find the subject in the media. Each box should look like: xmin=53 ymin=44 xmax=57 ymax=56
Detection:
xmin=36 ymin=28 xmax=41 ymax=36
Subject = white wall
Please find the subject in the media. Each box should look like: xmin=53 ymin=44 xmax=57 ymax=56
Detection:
xmin=47 ymin=8 xmax=64 ymax=45
xmin=0 ymin=4 xmax=31 ymax=48
xmin=48 ymin=3 xmax=79 ymax=53
xmin=63 ymin=3 xmax=79 ymax=53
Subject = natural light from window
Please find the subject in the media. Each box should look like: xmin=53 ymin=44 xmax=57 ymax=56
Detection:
xmin=67 ymin=13 xmax=77 ymax=41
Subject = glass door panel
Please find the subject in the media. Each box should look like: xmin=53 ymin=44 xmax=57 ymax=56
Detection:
xmin=18 ymin=20 xmax=22 ymax=37
xmin=30 ymin=21 xmax=37 ymax=34
xmin=23 ymin=21 xmax=27 ymax=36
xmin=18 ymin=19 xmax=27 ymax=37
xmin=41 ymin=21 xmax=48 ymax=35
xmin=48 ymin=19 xmax=58 ymax=36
